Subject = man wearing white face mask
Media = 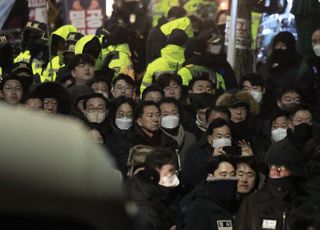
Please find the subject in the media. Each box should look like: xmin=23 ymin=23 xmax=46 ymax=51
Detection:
xmin=182 ymin=118 xmax=234 ymax=192
xmin=159 ymin=98 xmax=196 ymax=167
xmin=83 ymin=93 xmax=108 ymax=124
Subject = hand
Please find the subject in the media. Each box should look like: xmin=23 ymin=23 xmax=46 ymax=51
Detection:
xmin=238 ymin=140 xmax=253 ymax=156
xmin=213 ymin=147 xmax=226 ymax=156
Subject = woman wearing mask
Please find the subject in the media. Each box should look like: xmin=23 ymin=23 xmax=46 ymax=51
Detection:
xmin=125 ymin=148 xmax=181 ymax=230
xmin=105 ymin=96 xmax=136 ymax=174
xmin=181 ymin=155 xmax=238 ymax=230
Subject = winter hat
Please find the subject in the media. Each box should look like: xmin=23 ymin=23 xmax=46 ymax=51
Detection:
xmin=166 ymin=29 xmax=188 ymax=46
xmin=265 ymin=140 xmax=302 ymax=173
xmin=184 ymin=38 xmax=207 ymax=58
xmin=216 ymin=90 xmax=260 ymax=115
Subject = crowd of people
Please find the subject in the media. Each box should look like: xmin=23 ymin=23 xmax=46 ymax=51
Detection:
xmin=0 ymin=2 xmax=320 ymax=230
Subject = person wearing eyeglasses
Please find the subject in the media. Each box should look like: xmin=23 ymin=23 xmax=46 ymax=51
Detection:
xmin=83 ymin=93 xmax=108 ymax=124
xmin=235 ymin=132 xmax=303 ymax=230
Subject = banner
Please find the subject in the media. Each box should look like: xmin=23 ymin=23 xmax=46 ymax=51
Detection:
xmin=0 ymin=0 xmax=15 ymax=29
xmin=28 ymin=0 xmax=46 ymax=23
xmin=64 ymin=0 xmax=105 ymax=35
xmin=225 ymin=16 xmax=252 ymax=50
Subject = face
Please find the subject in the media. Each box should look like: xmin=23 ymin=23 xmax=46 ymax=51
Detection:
xmin=91 ymin=81 xmax=109 ymax=98
xmin=2 ymin=79 xmax=23 ymax=105
xmin=43 ymin=98 xmax=58 ymax=114
xmin=111 ymin=80 xmax=134 ymax=99
xmin=197 ymin=108 xmax=207 ymax=123
xmin=291 ymin=110 xmax=312 ymax=127
xmin=71 ymin=63 xmax=95 ymax=85
xmin=25 ymin=98 xmax=43 ymax=110
xmin=312 ymin=30 xmax=320 ymax=46
xmin=136 ymin=105 xmax=160 ymax=136
xmin=163 ymin=81 xmax=182 ymax=101
xmin=160 ymin=103 xmax=179 ymax=118
xmin=229 ymin=106 xmax=247 ymax=123
xmin=88 ymin=129 xmax=104 ymax=144
xmin=208 ymin=111 xmax=229 ymax=124
xmin=242 ymin=80 xmax=264 ymax=93
xmin=272 ymin=116 xmax=289 ymax=130
xmin=158 ymin=164 xmax=177 ymax=178
xmin=190 ymin=80 xmax=213 ymax=94
xmin=116 ymin=103 xmax=133 ymax=119
xmin=144 ymin=91 xmax=163 ymax=103
xmin=277 ymin=91 xmax=301 ymax=110
xmin=274 ymin=41 xmax=287 ymax=50
xmin=208 ymin=125 xmax=231 ymax=145
xmin=269 ymin=165 xmax=291 ymax=178
xmin=237 ymin=162 xmax=256 ymax=194
xmin=213 ymin=161 xmax=236 ymax=178
xmin=85 ymin=97 xmax=106 ymax=114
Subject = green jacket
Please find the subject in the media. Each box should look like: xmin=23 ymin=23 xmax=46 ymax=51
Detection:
xmin=151 ymin=0 xmax=180 ymax=27
xmin=140 ymin=44 xmax=185 ymax=93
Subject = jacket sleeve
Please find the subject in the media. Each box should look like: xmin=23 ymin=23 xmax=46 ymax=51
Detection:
xmin=140 ymin=63 xmax=155 ymax=94
xmin=178 ymin=67 xmax=193 ymax=86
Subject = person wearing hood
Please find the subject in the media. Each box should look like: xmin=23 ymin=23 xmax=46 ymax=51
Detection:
xmin=215 ymin=90 xmax=259 ymax=147
xmin=74 ymin=34 xmax=102 ymax=70
xmin=14 ymin=21 xmax=48 ymax=80
xmin=158 ymin=97 xmax=196 ymax=168
xmin=56 ymin=32 xmax=84 ymax=85
xmin=197 ymin=29 xmax=238 ymax=90
xmin=31 ymin=82 xmax=71 ymax=115
xmin=104 ymin=96 xmax=136 ymax=172
xmin=140 ymin=29 xmax=188 ymax=94
xmin=42 ymin=25 xmax=78 ymax=82
xmin=146 ymin=6 xmax=187 ymax=64
xmin=258 ymin=31 xmax=302 ymax=92
xmin=181 ymin=155 xmax=238 ymax=230
xmin=296 ymin=28 xmax=320 ymax=108
xmin=125 ymin=148 xmax=181 ymax=230
xmin=178 ymin=37 xmax=226 ymax=93
xmin=235 ymin=135 xmax=303 ymax=230
xmin=101 ymin=25 xmax=135 ymax=79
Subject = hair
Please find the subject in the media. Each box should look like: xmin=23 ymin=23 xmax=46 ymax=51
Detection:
xmin=108 ymin=96 xmax=136 ymax=122
xmin=83 ymin=93 xmax=108 ymax=110
xmin=207 ymin=118 xmax=230 ymax=136
xmin=240 ymin=73 xmax=265 ymax=88
xmin=167 ymin=6 xmax=187 ymax=19
xmin=145 ymin=148 xmax=178 ymax=170
xmin=68 ymin=54 xmax=94 ymax=70
xmin=288 ymin=104 xmax=312 ymax=121
xmin=276 ymin=86 xmax=301 ymax=100
xmin=141 ymin=85 xmax=164 ymax=100
xmin=207 ymin=154 xmax=236 ymax=175
xmin=188 ymin=76 xmax=213 ymax=91
xmin=158 ymin=97 xmax=180 ymax=115
xmin=206 ymin=106 xmax=231 ymax=120
xmin=134 ymin=100 xmax=159 ymax=120
xmin=156 ymin=73 xmax=182 ymax=89
xmin=112 ymin=74 xmax=135 ymax=88
xmin=88 ymin=76 xmax=111 ymax=90
xmin=236 ymin=156 xmax=261 ymax=191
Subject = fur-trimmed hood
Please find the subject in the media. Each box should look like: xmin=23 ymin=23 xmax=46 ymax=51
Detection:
xmin=215 ymin=90 xmax=260 ymax=115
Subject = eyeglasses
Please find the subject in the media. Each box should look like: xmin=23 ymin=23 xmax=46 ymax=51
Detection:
xmin=87 ymin=108 xmax=106 ymax=113
xmin=270 ymin=165 xmax=288 ymax=172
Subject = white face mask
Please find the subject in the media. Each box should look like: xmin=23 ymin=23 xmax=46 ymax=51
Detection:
xmin=115 ymin=117 xmax=133 ymax=130
xmin=208 ymin=44 xmax=222 ymax=55
xmin=271 ymin=128 xmax=287 ymax=142
xmin=212 ymin=137 xmax=232 ymax=149
xmin=161 ymin=115 xmax=179 ymax=129
xmin=86 ymin=111 xmax=106 ymax=123
xmin=159 ymin=174 xmax=180 ymax=187
xmin=249 ymin=90 xmax=263 ymax=103
xmin=313 ymin=44 xmax=320 ymax=57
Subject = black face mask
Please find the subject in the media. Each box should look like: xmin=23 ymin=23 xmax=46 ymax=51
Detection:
xmin=268 ymin=176 xmax=292 ymax=188
xmin=281 ymin=102 xmax=299 ymax=113
xmin=270 ymin=49 xmax=292 ymax=67
xmin=294 ymin=123 xmax=313 ymax=141
xmin=206 ymin=179 xmax=238 ymax=201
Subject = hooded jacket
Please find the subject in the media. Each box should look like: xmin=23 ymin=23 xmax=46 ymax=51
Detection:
xmin=140 ymin=44 xmax=185 ymax=93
